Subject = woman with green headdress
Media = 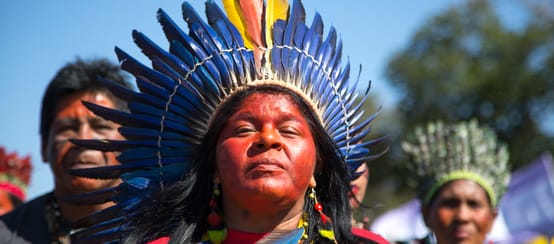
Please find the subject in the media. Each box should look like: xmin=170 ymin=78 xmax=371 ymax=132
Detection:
xmin=402 ymin=120 xmax=510 ymax=244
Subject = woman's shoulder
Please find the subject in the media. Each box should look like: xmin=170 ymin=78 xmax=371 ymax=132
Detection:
xmin=351 ymin=227 xmax=390 ymax=244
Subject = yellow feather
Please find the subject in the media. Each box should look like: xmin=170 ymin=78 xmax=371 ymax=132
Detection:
xmin=318 ymin=229 xmax=336 ymax=240
xmin=265 ymin=0 xmax=289 ymax=48
xmin=223 ymin=0 xmax=255 ymax=49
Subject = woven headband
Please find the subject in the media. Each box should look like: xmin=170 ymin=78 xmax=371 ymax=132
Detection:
xmin=423 ymin=170 xmax=498 ymax=207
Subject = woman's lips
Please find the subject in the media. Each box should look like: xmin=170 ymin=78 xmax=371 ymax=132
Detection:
xmin=453 ymin=228 xmax=471 ymax=240
xmin=246 ymin=160 xmax=285 ymax=177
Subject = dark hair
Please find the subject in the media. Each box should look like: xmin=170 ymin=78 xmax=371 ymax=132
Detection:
xmin=39 ymin=57 xmax=133 ymax=146
xmin=126 ymin=85 xmax=355 ymax=243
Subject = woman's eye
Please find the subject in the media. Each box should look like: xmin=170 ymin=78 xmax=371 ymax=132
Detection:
xmin=95 ymin=124 xmax=113 ymax=131
xmin=280 ymin=126 xmax=299 ymax=136
xmin=468 ymin=200 xmax=483 ymax=209
xmin=235 ymin=126 xmax=255 ymax=135
xmin=57 ymin=126 xmax=73 ymax=132
xmin=440 ymin=198 xmax=459 ymax=208
xmin=55 ymin=124 xmax=77 ymax=134
xmin=92 ymin=120 xmax=118 ymax=131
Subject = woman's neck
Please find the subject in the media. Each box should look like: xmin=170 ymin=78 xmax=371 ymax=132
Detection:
xmin=222 ymin=198 xmax=305 ymax=233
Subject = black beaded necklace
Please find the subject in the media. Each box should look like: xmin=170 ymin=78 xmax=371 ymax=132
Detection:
xmin=45 ymin=193 xmax=71 ymax=244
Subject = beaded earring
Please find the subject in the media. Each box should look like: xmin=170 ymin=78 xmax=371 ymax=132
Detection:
xmin=309 ymin=187 xmax=336 ymax=241
xmin=298 ymin=212 xmax=309 ymax=240
xmin=207 ymin=183 xmax=226 ymax=243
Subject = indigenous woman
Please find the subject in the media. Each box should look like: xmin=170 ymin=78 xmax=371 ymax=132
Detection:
xmin=70 ymin=0 xmax=388 ymax=243
xmin=402 ymin=120 xmax=510 ymax=244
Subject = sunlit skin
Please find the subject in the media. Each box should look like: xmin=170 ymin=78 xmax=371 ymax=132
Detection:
xmin=0 ymin=190 xmax=15 ymax=215
xmin=215 ymin=93 xmax=317 ymax=232
xmin=350 ymin=163 xmax=369 ymax=210
xmin=423 ymin=179 xmax=497 ymax=244
xmin=350 ymin=163 xmax=369 ymax=228
xmin=41 ymin=92 xmax=122 ymax=220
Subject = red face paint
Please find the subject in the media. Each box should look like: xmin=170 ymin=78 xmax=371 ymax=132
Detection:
xmin=215 ymin=93 xmax=317 ymax=214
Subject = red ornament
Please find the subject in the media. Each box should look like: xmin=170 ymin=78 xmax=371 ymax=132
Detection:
xmin=321 ymin=213 xmax=328 ymax=224
xmin=210 ymin=199 xmax=216 ymax=207
xmin=314 ymin=202 xmax=323 ymax=211
xmin=207 ymin=211 xmax=222 ymax=227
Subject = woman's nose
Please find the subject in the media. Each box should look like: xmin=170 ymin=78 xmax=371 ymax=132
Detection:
xmin=454 ymin=204 xmax=471 ymax=222
xmin=256 ymin=129 xmax=282 ymax=150
xmin=77 ymin=124 xmax=94 ymax=139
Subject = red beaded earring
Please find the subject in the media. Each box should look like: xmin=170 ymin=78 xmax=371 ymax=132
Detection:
xmin=207 ymin=183 xmax=226 ymax=243
xmin=309 ymin=187 xmax=335 ymax=241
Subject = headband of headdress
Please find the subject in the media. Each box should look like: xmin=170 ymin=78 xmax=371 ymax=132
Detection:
xmin=69 ymin=0 xmax=382 ymax=241
xmin=0 ymin=147 xmax=32 ymax=201
xmin=402 ymin=120 xmax=510 ymax=208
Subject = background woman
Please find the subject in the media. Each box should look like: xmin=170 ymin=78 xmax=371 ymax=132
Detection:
xmin=402 ymin=120 xmax=510 ymax=244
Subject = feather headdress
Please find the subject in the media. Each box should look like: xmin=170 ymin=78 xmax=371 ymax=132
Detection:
xmin=402 ymin=120 xmax=510 ymax=207
xmin=69 ymin=0 xmax=382 ymax=241
xmin=0 ymin=147 xmax=32 ymax=201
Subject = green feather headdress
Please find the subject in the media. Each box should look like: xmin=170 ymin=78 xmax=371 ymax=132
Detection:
xmin=402 ymin=120 xmax=510 ymax=208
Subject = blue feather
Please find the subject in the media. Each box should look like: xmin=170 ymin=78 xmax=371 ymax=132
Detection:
xmin=290 ymin=24 xmax=308 ymax=81
xmin=168 ymin=39 xmax=222 ymax=97
xmin=134 ymin=78 xmax=171 ymax=103
xmin=329 ymin=38 xmax=343 ymax=77
xmin=63 ymin=184 xmax=126 ymax=205
xmin=115 ymin=48 xmax=178 ymax=94
xmin=118 ymin=127 xmax=184 ymax=141
xmin=360 ymin=135 xmax=388 ymax=149
xmin=71 ymin=216 xmax=127 ymax=243
xmin=213 ymin=20 xmax=244 ymax=83
xmin=157 ymin=8 xmax=191 ymax=49
xmin=310 ymin=12 xmax=323 ymax=38
xmin=186 ymin=24 xmax=223 ymax=81
xmin=70 ymin=161 xmax=173 ymax=179
xmin=132 ymin=30 xmax=188 ymax=78
xmin=83 ymin=101 xmax=164 ymax=130
xmin=116 ymin=148 xmax=191 ymax=163
xmin=204 ymin=1 xmax=245 ymax=49
xmin=183 ymin=8 xmax=226 ymax=57
xmin=69 ymin=138 xmax=132 ymax=152
xmin=96 ymin=76 xmax=138 ymax=101
xmin=282 ymin=0 xmax=306 ymax=72
xmin=98 ymin=76 xmax=164 ymax=111
xmin=158 ymin=10 xmax=221 ymax=89
xmin=317 ymin=27 xmax=336 ymax=72
xmin=149 ymin=58 xmax=187 ymax=88
xmin=120 ymin=164 xmax=191 ymax=184
xmin=271 ymin=20 xmax=286 ymax=75
xmin=300 ymin=26 xmax=320 ymax=86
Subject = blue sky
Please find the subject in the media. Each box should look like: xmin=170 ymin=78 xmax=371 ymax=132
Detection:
xmin=0 ymin=1 xmax=467 ymax=199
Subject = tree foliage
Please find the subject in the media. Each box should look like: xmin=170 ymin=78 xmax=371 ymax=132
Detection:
xmin=386 ymin=0 xmax=554 ymax=171
xmin=362 ymin=0 xmax=554 ymax=221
